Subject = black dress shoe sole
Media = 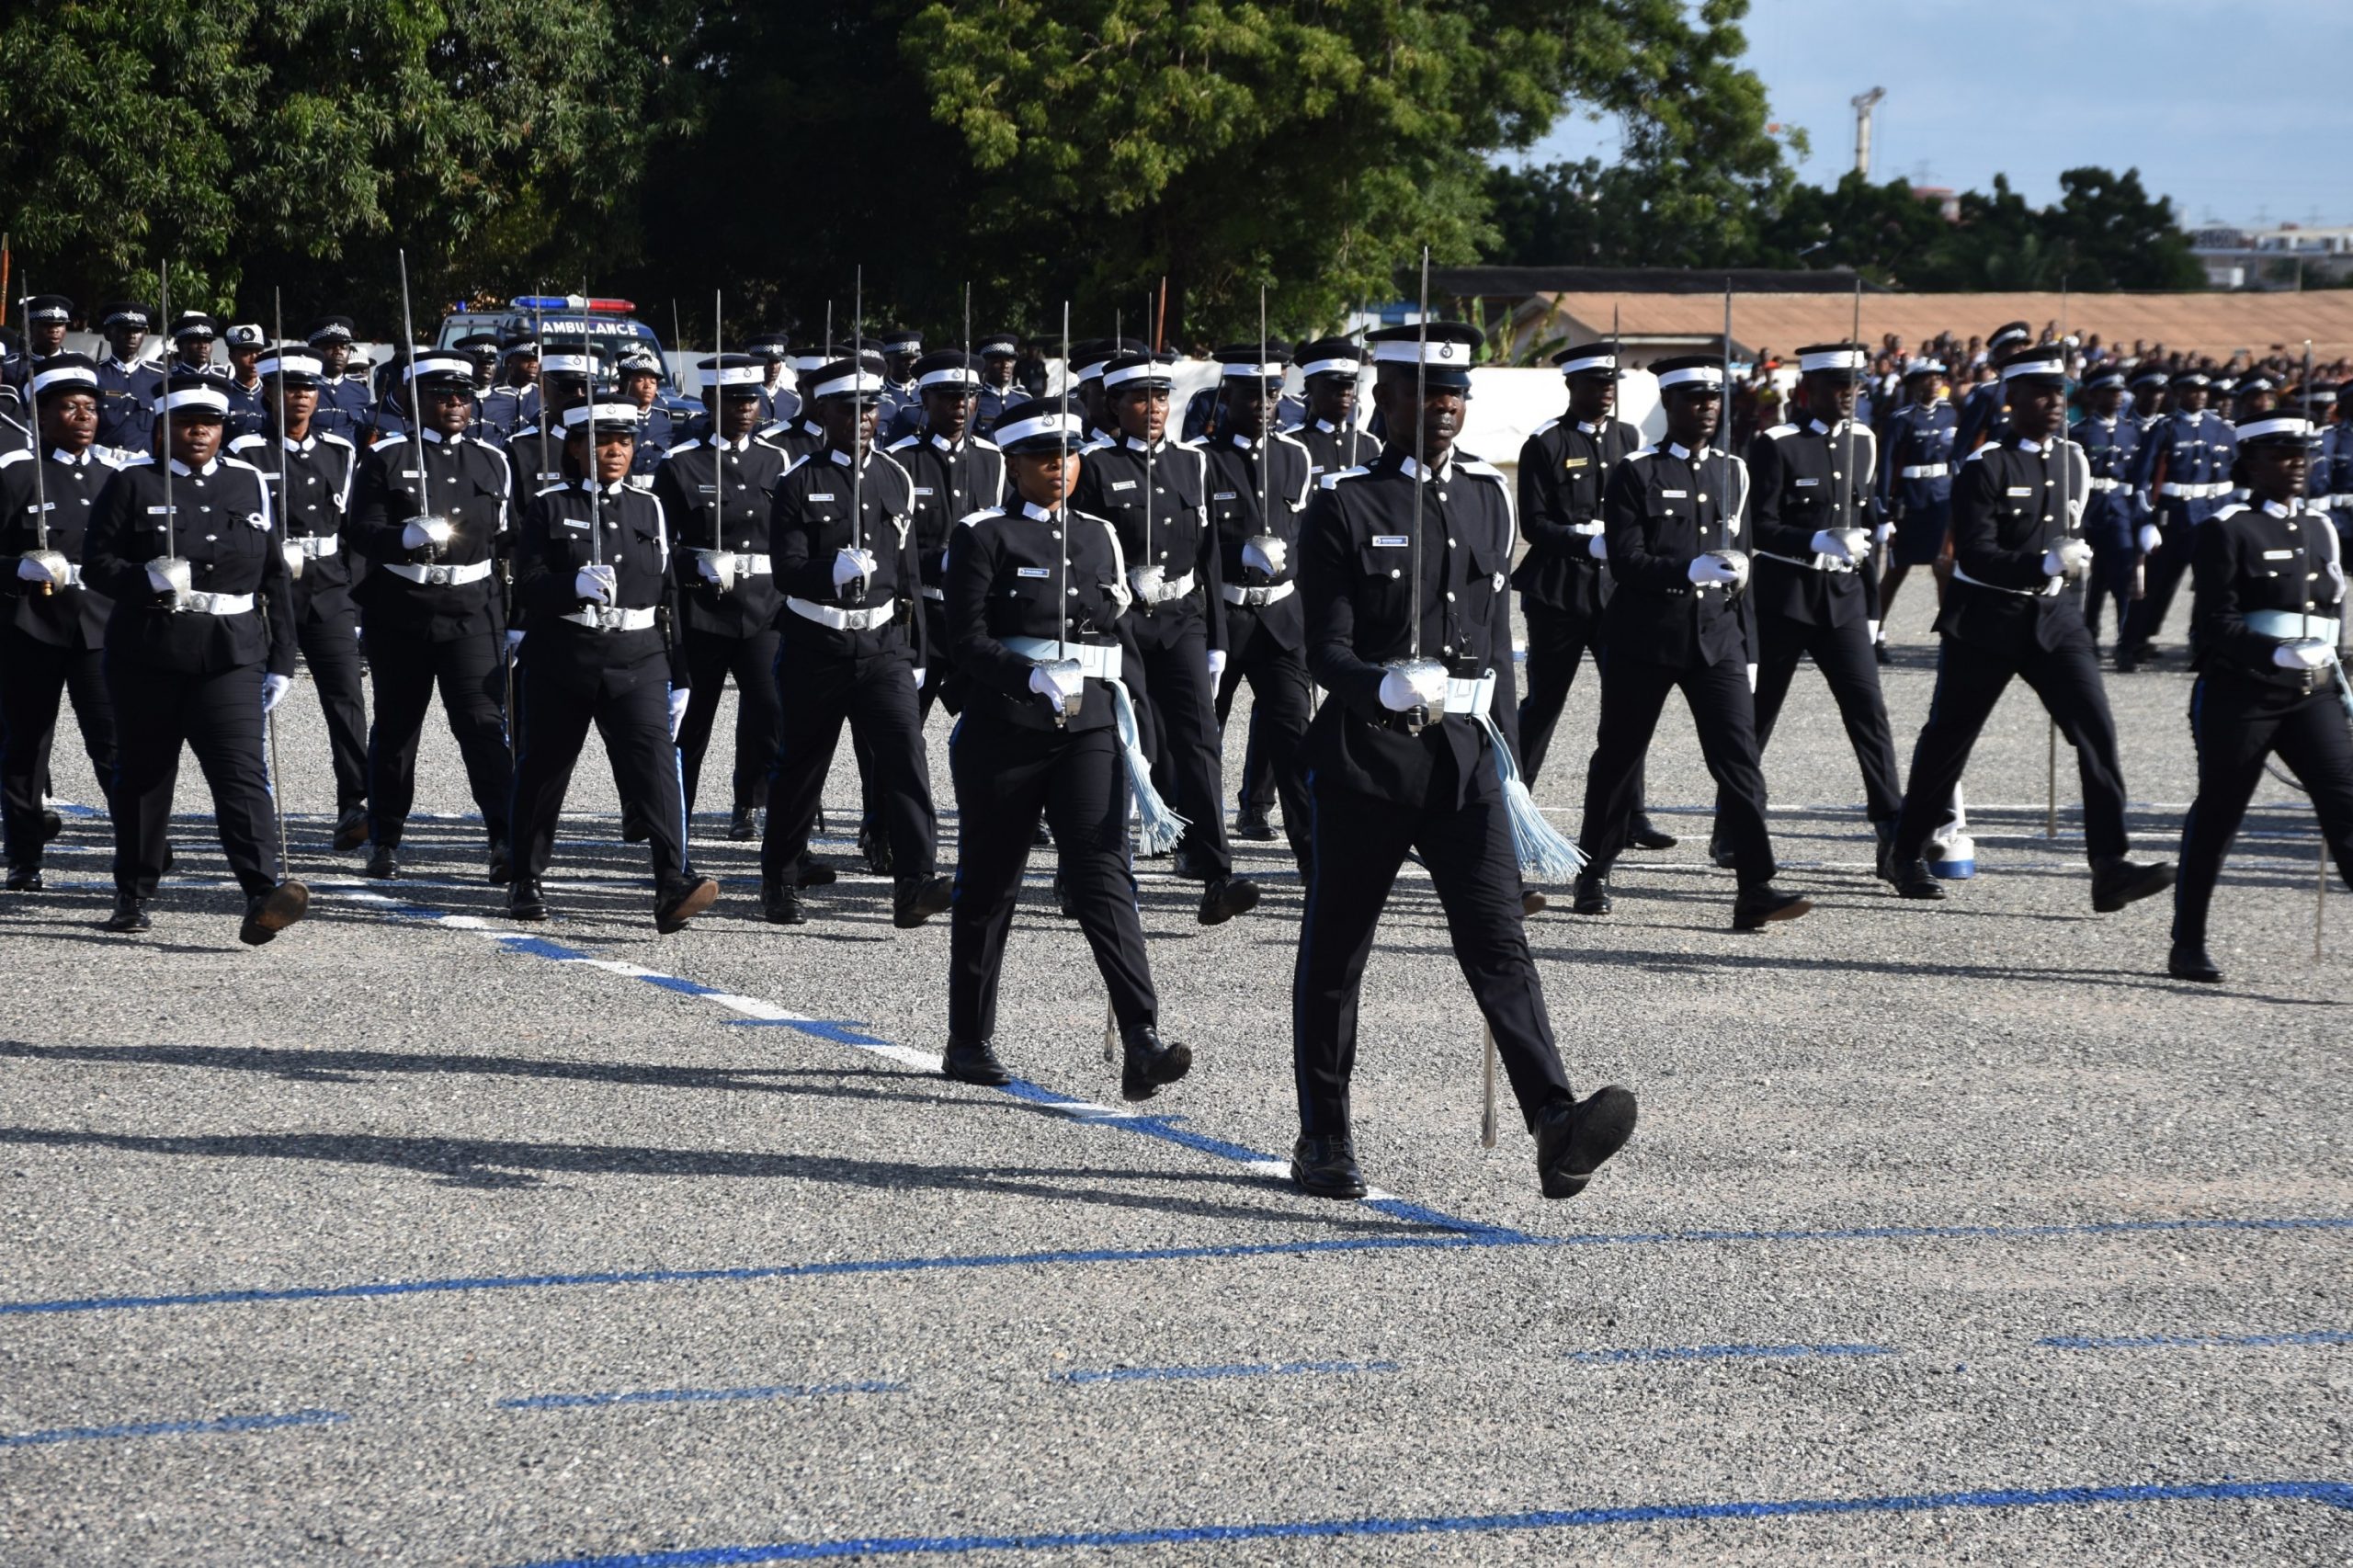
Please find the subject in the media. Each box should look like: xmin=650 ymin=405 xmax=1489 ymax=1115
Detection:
xmin=40 ymin=812 xmax=63 ymax=842
xmin=1628 ymin=829 xmax=1679 ymax=851
xmin=1732 ymin=895 xmax=1813 ymax=931
xmin=655 ymin=879 xmax=721 ymax=934
xmin=1290 ymin=1161 xmax=1369 ymax=1200
xmin=1896 ymin=878 xmax=1946 ymax=901
xmin=332 ymin=819 xmax=370 ymax=852
xmin=362 ymin=860 xmax=400 ymax=881
xmin=2094 ymin=864 xmax=2176 ymax=914
xmin=507 ymin=899 xmax=550 ymax=923
xmin=1540 ymin=1085 xmax=1639 ymax=1200
xmin=6 ymin=871 xmax=41 ymax=892
xmin=239 ymin=881 xmax=311 ymax=947
xmin=1198 ymin=881 xmax=1259 ymax=926
xmin=1233 ymin=819 xmax=1279 ymax=842
xmin=101 ymin=909 xmax=152 ymax=934
xmin=763 ymin=897 xmax=809 ymax=926
xmin=727 ymin=814 xmax=758 ymax=841
xmin=941 ymin=1054 xmax=1012 ymax=1086
xmin=1521 ymin=891 xmax=1548 ymax=917
xmin=893 ymin=878 xmax=955 ymax=929
xmin=796 ymin=862 xmax=837 ymax=889
xmin=2168 ymin=960 xmax=2222 ymax=983
xmin=1121 ymin=1039 xmax=1194 ymax=1101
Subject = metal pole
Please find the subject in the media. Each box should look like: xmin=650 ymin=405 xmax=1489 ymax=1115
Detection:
xmin=19 ymin=280 xmax=52 ymax=588
xmin=1411 ymin=247 xmax=1427 ymax=662
xmin=851 ymin=266 xmax=863 ymax=556
xmin=713 ymin=289 xmax=726 ymax=550
xmin=396 ymin=250 xmax=435 ymax=522
xmin=1059 ymin=301 xmax=1071 ymax=662
xmin=1479 ymin=1025 xmax=1498 ymax=1149
xmin=583 ymin=278 xmax=602 ymax=573
xmin=267 ymin=283 xmax=294 ymax=870
xmin=160 ymin=260 xmax=175 ymax=565
xmin=2048 ymin=278 xmax=2073 ymax=839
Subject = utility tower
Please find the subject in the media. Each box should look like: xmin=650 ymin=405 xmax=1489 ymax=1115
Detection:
xmin=1852 ymin=87 xmax=1886 ymax=178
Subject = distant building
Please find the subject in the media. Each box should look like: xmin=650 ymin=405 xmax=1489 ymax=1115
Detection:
xmin=2190 ymin=224 xmax=2353 ymax=290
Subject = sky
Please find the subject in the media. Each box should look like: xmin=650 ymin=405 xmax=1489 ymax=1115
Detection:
xmin=1513 ymin=0 xmax=2353 ymax=232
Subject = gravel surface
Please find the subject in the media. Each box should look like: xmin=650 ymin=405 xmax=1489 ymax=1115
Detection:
xmin=1 ymin=585 xmax=2346 ymax=1566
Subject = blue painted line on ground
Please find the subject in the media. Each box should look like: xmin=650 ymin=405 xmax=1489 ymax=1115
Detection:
xmin=1564 ymin=1342 xmax=1893 ymax=1365
xmin=721 ymin=1018 xmax=893 ymax=1046
xmin=499 ymin=1380 xmax=904 ymax=1412
xmin=502 ymin=1479 xmax=2353 ymax=1565
xmin=2040 ymin=1329 xmax=2353 ymax=1351
xmin=1057 ymin=1358 xmax=1397 ymax=1386
xmin=0 ymin=1407 xmax=347 ymax=1449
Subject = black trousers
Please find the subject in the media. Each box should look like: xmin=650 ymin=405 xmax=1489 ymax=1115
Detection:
xmin=1 ymin=629 xmax=116 ymax=869
xmin=107 ymin=653 xmax=282 ymax=898
xmin=2174 ymin=674 xmax=2353 ymax=942
xmin=947 ymin=715 xmax=1157 ymax=1044
xmin=510 ymin=662 xmax=686 ymax=888
xmin=1579 ymin=653 xmax=1776 ymax=884
xmin=1893 ymin=624 xmax=2131 ymax=866
xmin=676 ymin=624 xmax=781 ymax=819
xmin=2120 ymin=509 xmax=2196 ymax=653
xmin=1213 ymin=610 xmax=1313 ymax=861
xmin=295 ymin=612 xmax=369 ymax=811
xmin=1519 ymin=595 xmax=1653 ymax=813
xmin=366 ymin=628 xmax=513 ymax=849
xmin=760 ymin=643 xmax=936 ymax=884
xmin=1126 ymin=606 xmax=1232 ymax=873
xmin=1716 ymin=604 xmax=1903 ymax=828
xmin=1291 ymin=740 xmax=1574 ymax=1138
xmin=2084 ymin=541 xmax=2136 ymax=647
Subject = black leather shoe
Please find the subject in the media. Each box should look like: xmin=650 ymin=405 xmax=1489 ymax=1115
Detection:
xmin=2167 ymin=942 xmax=2222 ymax=983
xmin=2114 ymin=643 xmax=2143 ymax=675
xmin=100 ymin=893 xmax=151 ymax=933
xmin=1628 ymin=817 xmax=1678 ymax=851
xmin=1732 ymin=885 xmax=1813 ymax=930
xmin=1873 ymin=640 xmax=1893 ymax=666
xmin=239 ymin=880 xmax=310 ymax=947
xmin=1198 ymin=875 xmax=1260 ymax=926
xmin=795 ymin=854 xmax=836 ymax=888
xmin=893 ymin=873 xmax=953 ymax=929
xmin=1521 ymin=889 xmax=1548 ymax=917
xmin=507 ymin=877 xmax=549 ymax=922
xmin=727 ymin=805 xmax=758 ymax=841
xmin=1536 ymin=1085 xmax=1639 ymax=1199
xmin=39 ymin=809 xmax=62 ymax=843
xmin=331 ymin=806 xmax=370 ymax=853
xmin=1571 ymin=872 xmax=1611 ymax=915
xmin=1891 ymin=858 xmax=1945 ymax=900
xmin=363 ymin=846 xmax=400 ymax=881
xmin=1120 ymin=1022 xmax=1193 ymax=1100
xmin=941 ymin=1039 xmax=1011 ymax=1086
xmin=762 ymin=881 xmax=807 ymax=926
xmin=1233 ymin=805 xmax=1278 ymax=842
xmin=1290 ymin=1133 xmax=1367 ymax=1199
xmin=858 ymin=823 xmax=893 ymax=875
xmin=655 ymin=876 xmax=720 ymax=934
xmin=2092 ymin=857 xmax=2175 ymax=914
xmin=6 ymin=865 xmax=40 ymax=892
xmin=486 ymin=841 xmax=513 ymax=884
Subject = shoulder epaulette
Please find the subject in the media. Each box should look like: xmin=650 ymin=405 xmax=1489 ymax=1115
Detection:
xmin=533 ymin=481 xmax=570 ymax=498
xmin=220 ymin=455 xmax=264 ymax=477
xmin=1528 ymin=417 xmax=1560 ymax=441
xmin=1764 ymin=423 xmax=1799 ymax=440
xmin=667 ymin=437 xmax=708 ymax=457
xmin=372 ymin=433 xmax=410 ymax=452
xmin=971 ymin=435 xmax=1003 ymax=453
xmin=226 ymin=434 xmax=262 ymax=453
xmin=1078 ymin=437 xmax=1114 ymax=456
xmin=780 ymin=452 xmax=813 ymax=478
xmin=1459 ymin=456 xmax=1508 ymax=483
xmin=319 ymin=432 xmax=357 ymax=451
xmin=1319 ymin=464 xmax=1370 ymax=491
xmin=0 ymin=449 xmax=28 ymax=469
xmin=884 ymin=434 xmax=918 ymax=452
xmin=958 ymin=506 xmax=1004 ymax=528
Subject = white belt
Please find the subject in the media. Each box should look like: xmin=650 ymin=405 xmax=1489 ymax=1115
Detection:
xmin=2245 ymin=610 xmax=2344 ymax=643
xmin=1951 ymin=563 xmax=2062 ymax=598
xmin=1138 ymin=570 xmax=1197 ymax=607
xmin=703 ymin=551 xmax=770 ymax=577
xmin=286 ymin=534 xmax=339 ymax=557
xmin=1443 ymin=673 xmax=1495 ymax=716
xmin=384 ymin=559 xmax=494 ymax=586
xmin=1900 ymin=462 xmax=1949 ymax=480
xmin=1222 ymin=580 xmax=1296 ymax=607
xmin=920 ymin=585 xmax=946 ymax=601
xmin=1569 ymin=520 xmax=1605 ymax=536
xmin=1756 ymin=550 xmax=1858 ymax=575
xmin=2158 ymin=480 xmax=2229 ymax=499
xmin=2087 ymin=477 xmax=2120 ymax=493
xmin=182 ymin=591 xmax=255 ymax=615
xmin=560 ymin=604 xmax=658 ymax=631
xmin=1005 ymin=634 xmax=1124 ymax=681
xmin=787 ymin=597 xmax=897 ymax=631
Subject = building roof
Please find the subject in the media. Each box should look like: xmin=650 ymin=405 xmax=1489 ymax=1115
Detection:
xmin=1429 ymin=267 xmax=1881 ymax=298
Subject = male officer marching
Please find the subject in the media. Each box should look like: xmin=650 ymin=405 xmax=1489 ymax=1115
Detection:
xmin=2120 ymin=369 xmax=2235 ymax=671
xmin=1874 ymin=357 xmax=1958 ymax=660
xmin=886 ymin=347 xmax=1007 ymax=721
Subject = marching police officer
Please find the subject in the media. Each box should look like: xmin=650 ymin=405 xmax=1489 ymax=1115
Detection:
xmin=347 ymin=353 xmax=517 ymax=880
xmin=220 ymin=324 xmax=270 ymax=439
xmin=2168 ymin=409 xmax=2352 ymax=983
xmin=616 ymin=346 xmax=678 ymax=482
xmin=2073 ymin=364 xmax=2143 ymax=652
xmin=2130 ymin=365 xmax=2172 ymax=434
xmin=1290 ymin=337 xmax=1381 ymax=482
xmin=653 ymin=353 xmax=788 ymax=838
xmin=304 ymin=317 xmax=371 ymax=441
xmin=81 ymin=371 xmax=309 ymax=942
xmin=1 ymin=293 xmax=73 ymax=410
xmin=2311 ymin=379 xmax=2353 ymax=554
xmin=1719 ymin=343 xmax=1902 ymax=864
xmin=757 ymin=355 xmax=950 ymax=929
xmin=1956 ymin=321 xmax=2033 ymax=453
xmin=227 ymin=344 xmax=369 ymax=851
xmin=1569 ymin=355 xmax=1813 ymax=929
xmin=1883 ymin=344 xmax=2176 ymax=912
xmin=480 ymin=335 xmax=539 ymax=444
xmin=875 ymin=327 xmax=924 ymax=440
xmin=0 ymin=354 xmax=122 ymax=890
xmin=1874 ymin=357 xmax=1958 ymax=660
xmin=937 ymin=393 xmax=1193 ymax=1099
xmin=1290 ymin=321 xmax=1635 ymax=1201
xmin=2120 ymin=369 xmax=2236 ymax=671
xmin=886 ymin=347 xmax=1006 ymax=720
xmin=506 ymin=344 xmax=596 ymax=490
xmin=756 ymin=348 xmax=830 ymax=460
xmin=92 ymin=301 xmax=162 ymax=452
xmin=1201 ymin=341 xmax=1315 ymax=866
xmin=973 ymin=332 xmax=1022 ymax=435
xmin=506 ymin=400 xmax=716 ymax=929
xmin=1074 ymin=349 xmax=1258 ymax=923
xmin=742 ymin=334 xmax=796 ymax=426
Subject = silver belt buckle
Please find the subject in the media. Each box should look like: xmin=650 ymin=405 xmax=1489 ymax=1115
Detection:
xmin=426 ymin=564 xmax=453 ymax=586
xmin=187 ymin=590 xmax=215 ymax=614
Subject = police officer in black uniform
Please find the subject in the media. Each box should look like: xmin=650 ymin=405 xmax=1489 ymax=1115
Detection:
xmin=1956 ymin=321 xmax=2033 ymax=454
xmin=1721 ymin=343 xmax=1903 ymax=863
xmin=347 ymin=354 xmax=517 ymax=880
xmin=1884 ymin=345 xmax=2176 ymax=912
xmin=653 ymin=353 xmax=788 ymax=838
xmin=616 ymin=346 xmax=678 ymax=483
xmin=1290 ymin=321 xmax=1636 ymax=1201
xmin=743 ymin=334 xmax=797 ymax=426
xmin=0 ymin=355 xmax=122 ymax=889
xmin=1201 ymin=341 xmax=1315 ymax=867
xmin=757 ymin=355 xmax=951 ymax=929
xmin=1569 ymin=355 xmax=1812 ymax=928
xmin=973 ymin=332 xmax=1022 ymax=436
xmin=227 ymin=343 xmax=369 ymax=849
xmin=507 ymin=345 xmax=597 ymax=490
xmin=2121 ymin=369 xmax=2238 ymax=672
xmin=756 ymin=349 xmax=830 ymax=461
xmin=875 ymin=327 xmax=924 ymax=441
xmin=2074 ymin=364 xmax=2143 ymax=653
xmin=480 ymin=335 xmax=539 ymax=445
xmin=1290 ymin=337 xmax=1381 ymax=483
xmin=220 ymin=324 xmax=270 ymax=439
xmin=92 ymin=302 xmax=162 ymax=452
xmin=938 ymin=394 xmax=1193 ymax=1099
xmin=506 ymin=401 xmax=716 ymax=929
xmin=1074 ymin=349 xmax=1258 ymax=924
xmin=82 ymin=371 xmax=309 ymax=942
xmin=304 ymin=316 xmax=371 ymax=442
xmin=1 ymin=293 xmax=73 ymax=411
xmin=2168 ymin=411 xmax=2352 ymax=983
xmin=886 ymin=347 xmax=1006 ymax=720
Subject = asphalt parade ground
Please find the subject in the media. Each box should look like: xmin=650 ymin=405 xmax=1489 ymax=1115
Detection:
xmin=2 ymin=584 xmax=2347 ymax=1566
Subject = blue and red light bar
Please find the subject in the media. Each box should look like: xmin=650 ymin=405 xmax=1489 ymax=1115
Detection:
xmin=509 ymin=295 xmax=638 ymax=315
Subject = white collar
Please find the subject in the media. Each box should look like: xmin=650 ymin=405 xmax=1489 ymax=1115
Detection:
xmin=1574 ymin=419 xmax=1599 ymax=435
xmin=1313 ymin=417 xmax=1336 ymax=433
xmin=167 ymin=457 xmax=222 ymax=478
xmin=1663 ymin=440 xmax=1711 ymax=461
xmin=2260 ymin=497 xmax=2295 ymax=517
xmin=710 ymin=433 xmax=750 ymax=453
xmin=2017 ymin=437 xmax=2048 ymax=454
xmin=1122 ymin=435 xmax=1172 ymax=455
xmin=928 ymin=431 xmax=966 ymax=453
xmin=277 ymin=431 xmax=318 ymax=453
xmin=419 ymin=427 xmax=467 ymax=446
xmin=1397 ymin=453 xmax=1455 ymax=483
xmin=50 ymin=446 xmax=94 ymax=466
xmin=575 ymin=477 xmax=629 ymax=498
xmin=826 ymin=446 xmax=873 ymax=471
xmin=1229 ymin=431 xmax=1260 ymax=451
xmin=1018 ymin=500 xmax=1062 ymax=523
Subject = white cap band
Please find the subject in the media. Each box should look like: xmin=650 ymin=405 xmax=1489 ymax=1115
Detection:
xmin=1220 ymin=362 xmax=1285 ymax=381
xmin=809 ymin=368 xmax=885 ymax=400
xmin=995 ymin=411 xmax=1086 ymax=448
xmin=1103 ymin=361 xmax=1174 ymax=389
xmin=541 ymin=352 xmax=596 ymax=376
xmin=256 ymin=353 xmax=324 ymax=381
xmin=1655 ymin=366 xmax=1726 ymax=390
xmin=2236 ymin=414 xmax=2315 ymax=442
xmin=1799 ymin=348 xmax=1868 ymax=374
xmin=154 ymin=385 xmax=232 ymax=415
xmin=702 ymin=365 xmax=765 ymax=388
xmin=30 ymin=365 xmax=97 ymax=395
xmin=563 ymin=401 xmax=641 ymax=432
xmin=918 ymin=367 xmax=982 ymax=389
xmin=1555 ymin=352 xmax=1617 ymax=377
xmin=404 ymin=355 xmax=475 ymax=384
xmin=1300 ymin=358 xmax=1360 ymax=380
xmin=1370 ymin=339 xmax=1472 ymax=367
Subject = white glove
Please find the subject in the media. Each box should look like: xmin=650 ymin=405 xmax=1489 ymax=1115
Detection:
xmin=832 ymin=547 xmax=877 ymax=589
xmin=2273 ymin=637 xmax=2339 ymax=671
xmin=1104 ymin=574 xmax=1133 ymax=615
xmin=17 ymin=556 xmax=53 ymax=585
xmin=667 ymin=687 xmax=690 ymax=738
xmin=1875 ymin=520 xmax=1894 ymax=543
xmin=696 ymin=553 xmax=728 ymax=585
xmin=1128 ymin=562 xmax=1167 ymax=602
xmin=506 ymin=630 xmax=525 ymax=649
xmin=146 ymin=563 xmax=181 ymax=595
xmin=2137 ymin=523 xmax=2162 ymax=553
xmin=2042 ymin=538 xmax=2093 ymax=579
xmin=1688 ymin=554 xmax=1737 ymax=585
xmin=260 ymin=674 xmax=292 ymax=714
xmin=1207 ymin=649 xmax=1226 ymax=680
xmin=1377 ymin=664 xmax=1447 ymax=713
xmin=913 ymin=666 xmax=926 ymax=689
xmin=575 ymin=564 xmax=617 ymax=605
xmin=1241 ymin=537 xmax=1287 ymax=577
xmin=1746 ymin=663 xmax=1759 ymax=694
xmin=402 ymin=517 xmax=453 ymax=551
xmin=1029 ymin=662 xmax=1086 ymax=708
xmin=1586 ymin=530 xmax=1609 ymax=562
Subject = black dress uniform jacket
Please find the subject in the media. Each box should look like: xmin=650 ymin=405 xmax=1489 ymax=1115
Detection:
xmin=229 ymin=428 xmax=358 ymax=622
xmin=347 ymin=431 xmax=514 ymax=641
xmin=888 ymin=430 xmax=1007 ymax=601
xmin=771 ymin=445 xmax=926 ymax=666
xmin=1202 ymin=428 xmax=1313 ymax=650
xmin=1294 ymin=418 xmax=1382 ymax=487
xmin=2189 ymin=499 xmax=2347 ymax=690
xmin=1514 ymin=415 xmax=1640 ymax=619
xmin=1599 ymin=440 xmax=1753 ymax=668
xmin=513 ymin=480 xmax=688 ymax=695
xmin=946 ymin=500 xmax=1131 ymax=733
xmin=1747 ymin=416 xmax=1879 ymax=631
xmin=1942 ymin=436 xmax=2094 ymax=654
xmin=653 ymin=434 xmax=787 ymax=637
xmin=0 ymin=446 xmax=121 ymax=646
xmin=82 ymin=454 xmax=296 ymax=676
xmin=1072 ymin=435 xmax=1226 ymax=653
